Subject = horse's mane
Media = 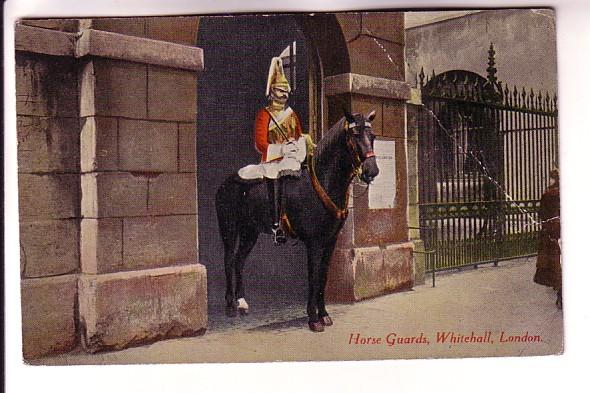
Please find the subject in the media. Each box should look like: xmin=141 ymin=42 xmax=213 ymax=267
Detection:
xmin=314 ymin=117 xmax=346 ymax=165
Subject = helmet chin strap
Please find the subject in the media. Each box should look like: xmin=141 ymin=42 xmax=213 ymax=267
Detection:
xmin=270 ymin=91 xmax=288 ymax=105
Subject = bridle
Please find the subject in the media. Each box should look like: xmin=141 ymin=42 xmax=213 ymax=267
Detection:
xmin=308 ymin=118 xmax=375 ymax=221
xmin=345 ymin=120 xmax=376 ymax=178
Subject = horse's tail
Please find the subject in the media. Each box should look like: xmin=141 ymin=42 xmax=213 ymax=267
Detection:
xmin=215 ymin=174 xmax=244 ymax=254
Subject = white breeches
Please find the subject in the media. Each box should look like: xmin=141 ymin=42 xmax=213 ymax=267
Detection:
xmin=238 ymin=137 xmax=307 ymax=180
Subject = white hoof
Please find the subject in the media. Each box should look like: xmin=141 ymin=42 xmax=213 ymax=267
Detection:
xmin=237 ymin=298 xmax=249 ymax=314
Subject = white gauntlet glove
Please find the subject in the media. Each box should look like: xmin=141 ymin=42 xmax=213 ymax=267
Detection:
xmin=281 ymin=141 xmax=299 ymax=157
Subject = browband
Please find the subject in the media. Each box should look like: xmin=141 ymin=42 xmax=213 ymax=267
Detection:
xmin=347 ymin=122 xmax=372 ymax=129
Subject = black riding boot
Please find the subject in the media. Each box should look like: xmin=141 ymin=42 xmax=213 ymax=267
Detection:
xmin=267 ymin=178 xmax=287 ymax=244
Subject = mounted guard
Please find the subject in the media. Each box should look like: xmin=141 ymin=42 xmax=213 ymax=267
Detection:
xmin=238 ymin=55 xmax=312 ymax=244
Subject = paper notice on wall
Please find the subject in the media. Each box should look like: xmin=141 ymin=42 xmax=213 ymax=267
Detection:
xmin=368 ymin=140 xmax=396 ymax=209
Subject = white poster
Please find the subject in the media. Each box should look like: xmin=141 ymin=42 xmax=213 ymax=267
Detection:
xmin=368 ymin=140 xmax=396 ymax=209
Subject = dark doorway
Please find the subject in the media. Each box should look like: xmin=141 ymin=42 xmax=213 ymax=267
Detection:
xmin=196 ymin=15 xmax=318 ymax=326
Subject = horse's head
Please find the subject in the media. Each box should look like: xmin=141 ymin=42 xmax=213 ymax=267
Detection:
xmin=344 ymin=110 xmax=380 ymax=184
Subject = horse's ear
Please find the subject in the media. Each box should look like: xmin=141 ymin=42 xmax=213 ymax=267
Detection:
xmin=343 ymin=108 xmax=355 ymax=124
xmin=367 ymin=110 xmax=376 ymax=122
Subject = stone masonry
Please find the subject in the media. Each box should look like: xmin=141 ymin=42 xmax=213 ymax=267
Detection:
xmin=16 ymin=17 xmax=207 ymax=359
xmin=323 ymin=12 xmax=415 ymax=301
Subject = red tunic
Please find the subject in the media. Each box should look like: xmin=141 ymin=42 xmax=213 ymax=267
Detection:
xmin=254 ymin=107 xmax=303 ymax=162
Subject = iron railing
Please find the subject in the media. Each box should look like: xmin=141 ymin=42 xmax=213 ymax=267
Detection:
xmin=417 ymin=44 xmax=558 ymax=276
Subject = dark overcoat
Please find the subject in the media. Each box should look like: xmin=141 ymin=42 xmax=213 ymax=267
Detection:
xmin=534 ymin=184 xmax=561 ymax=289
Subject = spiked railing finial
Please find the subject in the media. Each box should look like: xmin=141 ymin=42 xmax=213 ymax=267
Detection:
xmin=418 ymin=67 xmax=425 ymax=88
xmin=487 ymin=42 xmax=498 ymax=86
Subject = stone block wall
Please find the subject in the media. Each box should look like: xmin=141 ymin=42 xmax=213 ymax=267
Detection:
xmin=16 ymin=50 xmax=81 ymax=359
xmin=78 ymin=17 xmax=205 ymax=353
xmin=16 ymin=17 xmax=207 ymax=359
xmin=323 ymin=12 xmax=416 ymax=302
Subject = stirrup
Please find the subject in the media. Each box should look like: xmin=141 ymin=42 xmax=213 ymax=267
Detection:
xmin=272 ymin=224 xmax=287 ymax=245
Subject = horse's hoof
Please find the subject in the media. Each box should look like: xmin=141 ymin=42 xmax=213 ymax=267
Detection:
xmin=308 ymin=321 xmax=325 ymax=333
xmin=225 ymin=306 xmax=238 ymax=317
xmin=320 ymin=316 xmax=333 ymax=326
xmin=237 ymin=298 xmax=249 ymax=316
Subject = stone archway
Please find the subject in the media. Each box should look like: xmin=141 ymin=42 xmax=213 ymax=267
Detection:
xmin=195 ymin=15 xmax=316 ymax=316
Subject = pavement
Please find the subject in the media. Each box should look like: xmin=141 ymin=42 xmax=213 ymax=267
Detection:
xmin=36 ymin=257 xmax=563 ymax=365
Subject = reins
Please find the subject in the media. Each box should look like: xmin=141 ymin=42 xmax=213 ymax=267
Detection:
xmin=307 ymin=121 xmax=371 ymax=221
xmin=308 ymin=154 xmax=352 ymax=220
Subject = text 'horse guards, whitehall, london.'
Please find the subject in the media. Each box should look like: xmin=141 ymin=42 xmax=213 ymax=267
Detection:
xmin=215 ymin=53 xmax=380 ymax=332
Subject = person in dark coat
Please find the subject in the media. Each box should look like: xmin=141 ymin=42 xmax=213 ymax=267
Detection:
xmin=534 ymin=168 xmax=561 ymax=308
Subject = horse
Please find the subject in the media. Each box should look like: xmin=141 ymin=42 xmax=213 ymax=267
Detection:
xmin=215 ymin=111 xmax=379 ymax=332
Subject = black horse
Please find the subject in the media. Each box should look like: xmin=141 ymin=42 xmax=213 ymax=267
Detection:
xmin=215 ymin=111 xmax=379 ymax=332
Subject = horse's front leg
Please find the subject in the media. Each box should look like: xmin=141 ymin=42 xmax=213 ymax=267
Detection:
xmin=224 ymin=251 xmax=237 ymax=317
xmin=317 ymin=238 xmax=337 ymax=327
xmin=233 ymin=230 xmax=259 ymax=315
xmin=306 ymin=243 xmax=325 ymax=332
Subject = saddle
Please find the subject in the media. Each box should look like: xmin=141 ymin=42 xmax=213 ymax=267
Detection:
xmin=231 ymin=173 xmax=265 ymax=186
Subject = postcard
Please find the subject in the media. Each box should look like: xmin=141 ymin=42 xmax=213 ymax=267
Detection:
xmin=11 ymin=8 xmax=563 ymax=367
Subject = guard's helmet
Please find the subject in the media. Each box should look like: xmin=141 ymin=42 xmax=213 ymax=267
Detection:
xmin=265 ymin=57 xmax=291 ymax=97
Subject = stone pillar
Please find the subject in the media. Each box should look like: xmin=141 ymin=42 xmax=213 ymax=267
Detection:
xmin=77 ymin=18 xmax=206 ymax=352
xmin=16 ymin=17 xmax=208 ymax=357
xmin=324 ymin=13 xmax=415 ymax=302
xmin=16 ymin=27 xmax=81 ymax=358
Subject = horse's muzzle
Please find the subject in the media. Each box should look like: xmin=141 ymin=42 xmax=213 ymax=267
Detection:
xmin=360 ymin=173 xmax=376 ymax=184
xmin=360 ymin=156 xmax=379 ymax=184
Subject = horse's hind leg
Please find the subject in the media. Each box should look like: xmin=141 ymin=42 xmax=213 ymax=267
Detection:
xmin=234 ymin=230 xmax=259 ymax=315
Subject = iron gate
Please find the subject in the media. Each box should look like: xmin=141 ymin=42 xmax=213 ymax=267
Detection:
xmin=417 ymin=44 xmax=559 ymax=274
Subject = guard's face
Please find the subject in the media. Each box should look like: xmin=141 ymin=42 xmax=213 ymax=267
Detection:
xmin=271 ymin=86 xmax=290 ymax=104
